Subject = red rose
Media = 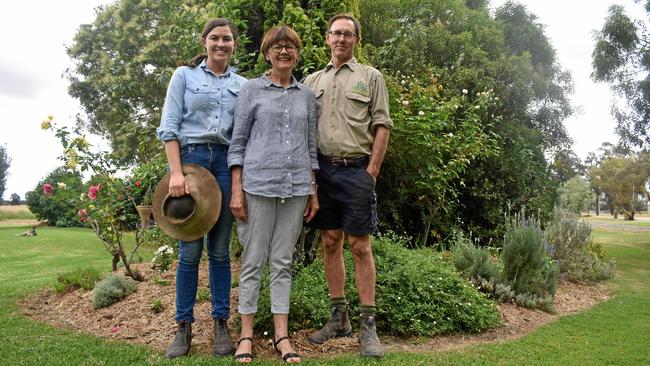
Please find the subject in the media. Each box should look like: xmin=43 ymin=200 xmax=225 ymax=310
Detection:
xmin=88 ymin=185 xmax=100 ymax=200
xmin=42 ymin=183 xmax=53 ymax=197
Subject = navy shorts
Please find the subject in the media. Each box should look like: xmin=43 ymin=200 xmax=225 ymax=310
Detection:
xmin=307 ymin=158 xmax=378 ymax=236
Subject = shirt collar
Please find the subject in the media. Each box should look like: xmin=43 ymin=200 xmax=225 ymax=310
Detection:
xmin=325 ymin=57 xmax=358 ymax=72
xmin=200 ymin=59 xmax=237 ymax=77
xmin=261 ymin=72 xmax=302 ymax=90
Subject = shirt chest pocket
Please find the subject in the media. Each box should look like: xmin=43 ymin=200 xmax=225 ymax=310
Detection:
xmin=185 ymin=84 xmax=211 ymax=112
xmin=223 ymin=87 xmax=240 ymax=115
xmin=314 ymin=89 xmax=324 ymax=118
xmin=344 ymin=91 xmax=371 ymax=125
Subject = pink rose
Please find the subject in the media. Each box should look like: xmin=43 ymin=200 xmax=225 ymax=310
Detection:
xmin=42 ymin=183 xmax=53 ymax=197
xmin=88 ymin=185 xmax=100 ymax=200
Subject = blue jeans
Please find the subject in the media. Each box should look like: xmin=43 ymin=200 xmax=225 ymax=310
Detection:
xmin=175 ymin=143 xmax=233 ymax=322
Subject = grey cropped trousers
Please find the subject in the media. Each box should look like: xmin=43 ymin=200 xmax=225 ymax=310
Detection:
xmin=236 ymin=192 xmax=308 ymax=314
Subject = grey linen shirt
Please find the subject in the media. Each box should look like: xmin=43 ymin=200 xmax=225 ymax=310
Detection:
xmin=228 ymin=74 xmax=319 ymax=198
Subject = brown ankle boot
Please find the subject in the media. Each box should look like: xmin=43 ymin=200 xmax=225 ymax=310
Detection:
xmin=358 ymin=316 xmax=383 ymax=358
xmin=307 ymin=305 xmax=352 ymax=345
xmin=213 ymin=318 xmax=236 ymax=356
xmin=165 ymin=321 xmax=191 ymax=358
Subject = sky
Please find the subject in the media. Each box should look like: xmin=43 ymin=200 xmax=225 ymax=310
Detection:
xmin=0 ymin=1 xmax=647 ymax=201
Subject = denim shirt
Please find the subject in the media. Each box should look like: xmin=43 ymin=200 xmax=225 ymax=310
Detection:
xmin=228 ymin=74 xmax=319 ymax=198
xmin=157 ymin=60 xmax=247 ymax=146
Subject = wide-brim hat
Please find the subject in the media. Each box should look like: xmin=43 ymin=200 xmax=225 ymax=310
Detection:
xmin=152 ymin=163 xmax=221 ymax=241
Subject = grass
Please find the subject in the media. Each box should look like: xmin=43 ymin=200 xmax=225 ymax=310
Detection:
xmin=0 ymin=220 xmax=648 ymax=365
xmin=0 ymin=205 xmax=35 ymax=220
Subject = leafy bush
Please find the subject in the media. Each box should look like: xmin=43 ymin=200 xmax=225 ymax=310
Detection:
xmin=501 ymin=214 xmax=558 ymax=308
xmin=255 ymin=232 xmax=501 ymax=336
xmin=54 ymin=268 xmax=102 ymax=294
xmin=151 ymin=298 xmax=164 ymax=313
xmin=26 ymin=167 xmax=84 ymax=227
xmin=151 ymin=245 xmax=176 ymax=272
xmin=196 ymin=287 xmax=210 ymax=302
xmin=453 ymin=237 xmax=500 ymax=283
xmin=545 ymin=209 xmax=615 ymax=283
xmin=92 ymin=273 xmax=137 ymax=309
xmin=139 ymin=226 xmax=177 ymax=249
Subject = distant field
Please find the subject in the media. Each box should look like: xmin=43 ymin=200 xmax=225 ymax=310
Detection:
xmin=0 ymin=205 xmax=35 ymax=220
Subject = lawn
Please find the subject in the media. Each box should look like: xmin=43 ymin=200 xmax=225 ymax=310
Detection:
xmin=0 ymin=220 xmax=648 ymax=365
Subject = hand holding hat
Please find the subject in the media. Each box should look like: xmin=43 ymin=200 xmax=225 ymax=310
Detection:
xmin=152 ymin=163 xmax=222 ymax=241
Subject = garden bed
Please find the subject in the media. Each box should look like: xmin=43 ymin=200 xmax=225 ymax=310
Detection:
xmin=19 ymin=262 xmax=610 ymax=360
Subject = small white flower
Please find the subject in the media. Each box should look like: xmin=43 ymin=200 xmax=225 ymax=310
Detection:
xmin=57 ymin=182 xmax=67 ymax=189
xmin=401 ymin=79 xmax=406 ymax=85
xmin=418 ymin=111 xmax=425 ymax=116
xmin=402 ymin=100 xmax=409 ymax=107
xmin=447 ymin=133 xmax=454 ymax=138
xmin=264 ymin=331 xmax=268 ymax=336
xmin=462 ymin=89 xmax=468 ymax=94
xmin=397 ymin=296 xmax=401 ymax=300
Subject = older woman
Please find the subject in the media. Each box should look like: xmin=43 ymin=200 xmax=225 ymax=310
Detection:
xmin=228 ymin=26 xmax=318 ymax=364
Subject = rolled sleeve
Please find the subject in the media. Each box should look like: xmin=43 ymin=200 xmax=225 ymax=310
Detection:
xmin=158 ymin=68 xmax=187 ymax=144
xmin=227 ymin=85 xmax=252 ymax=169
xmin=369 ymin=71 xmax=394 ymax=134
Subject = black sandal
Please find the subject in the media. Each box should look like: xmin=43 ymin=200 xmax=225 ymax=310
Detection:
xmin=273 ymin=336 xmax=301 ymax=363
xmin=234 ymin=337 xmax=254 ymax=363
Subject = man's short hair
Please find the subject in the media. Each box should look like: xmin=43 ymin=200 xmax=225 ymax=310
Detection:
xmin=327 ymin=13 xmax=361 ymax=37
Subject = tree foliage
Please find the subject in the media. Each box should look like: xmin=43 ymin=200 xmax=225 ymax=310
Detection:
xmin=26 ymin=167 xmax=84 ymax=227
xmin=592 ymin=3 xmax=650 ymax=148
xmin=558 ymin=176 xmax=594 ymax=214
xmin=66 ymin=0 xmax=356 ymax=163
xmin=362 ymin=0 xmax=573 ymax=243
xmin=590 ymin=153 xmax=650 ymax=220
xmin=0 ymin=144 xmax=10 ymax=202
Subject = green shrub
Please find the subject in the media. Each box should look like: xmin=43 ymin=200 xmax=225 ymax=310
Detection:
xmin=26 ymin=167 xmax=84 ymax=227
xmin=453 ymin=241 xmax=500 ymax=282
xmin=92 ymin=273 xmax=137 ymax=309
xmin=196 ymin=287 xmax=210 ymax=302
xmin=545 ymin=208 xmax=615 ymax=283
xmin=151 ymin=245 xmax=176 ymax=272
xmin=255 ymin=232 xmax=501 ymax=336
xmin=54 ymin=268 xmax=102 ymax=294
xmin=152 ymin=277 xmax=170 ymax=286
xmin=501 ymin=214 xmax=558 ymax=308
xmin=138 ymin=226 xmax=177 ymax=249
xmin=151 ymin=298 xmax=164 ymax=313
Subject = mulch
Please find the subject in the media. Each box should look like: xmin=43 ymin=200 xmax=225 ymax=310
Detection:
xmin=18 ymin=262 xmax=610 ymax=360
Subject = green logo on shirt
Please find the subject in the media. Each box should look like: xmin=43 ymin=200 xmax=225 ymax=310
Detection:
xmin=351 ymin=81 xmax=368 ymax=96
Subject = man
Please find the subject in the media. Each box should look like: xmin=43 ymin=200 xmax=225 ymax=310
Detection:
xmin=303 ymin=13 xmax=392 ymax=358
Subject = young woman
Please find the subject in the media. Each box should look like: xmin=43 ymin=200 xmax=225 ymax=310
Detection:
xmin=228 ymin=26 xmax=319 ymax=364
xmin=157 ymin=18 xmax=247 ymax=359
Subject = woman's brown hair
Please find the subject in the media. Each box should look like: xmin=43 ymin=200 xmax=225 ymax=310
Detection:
xmin=181 ymin=18 xmax=238 ymax=68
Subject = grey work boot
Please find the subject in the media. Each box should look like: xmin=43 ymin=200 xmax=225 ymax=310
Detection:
xmin=166 ymin=321 xmax=192 ymax=358
xmin=358 ymin=316 xmax=384 ymax=358
xmin=307 ymin=306 xmax=352 ymax=345
xmin=213 ymin=318 xmax=236 ymax=356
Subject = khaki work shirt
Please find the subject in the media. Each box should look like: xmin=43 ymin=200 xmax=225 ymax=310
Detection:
xmin=304 ymin=58 xmax=393 ymax=157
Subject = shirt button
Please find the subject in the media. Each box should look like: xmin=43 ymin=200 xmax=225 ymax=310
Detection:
xmin=287 ymin=156 xmax=290 ymax=160
xmin=285 ymin=109 xmax=288 ymax=113
xmin=285 ymin=125 xmax=289 ymax=128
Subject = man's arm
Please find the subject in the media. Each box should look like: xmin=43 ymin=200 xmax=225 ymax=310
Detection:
xmin=366 ymin=126 xmax=390 ymax=181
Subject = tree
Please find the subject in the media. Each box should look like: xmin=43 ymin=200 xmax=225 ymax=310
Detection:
xmin=9 ymin=193 xmax=20 ymax=205
xmin=361 ymin=0 xmax=574 ymax=243
xmin=590 ymin=154 xmax=650 ymax=220
xmin=26 ymin=167 xmax=84 ymax=227
xmin=558 ymin=176 xmax=594 ymax=214
xmin=592 ymin=3 xmax=650 ymax=148
xmin=66 ymin=0 xmax=355 ymax=163
xmin=0 ymin=144 xmax=10 ymax=203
